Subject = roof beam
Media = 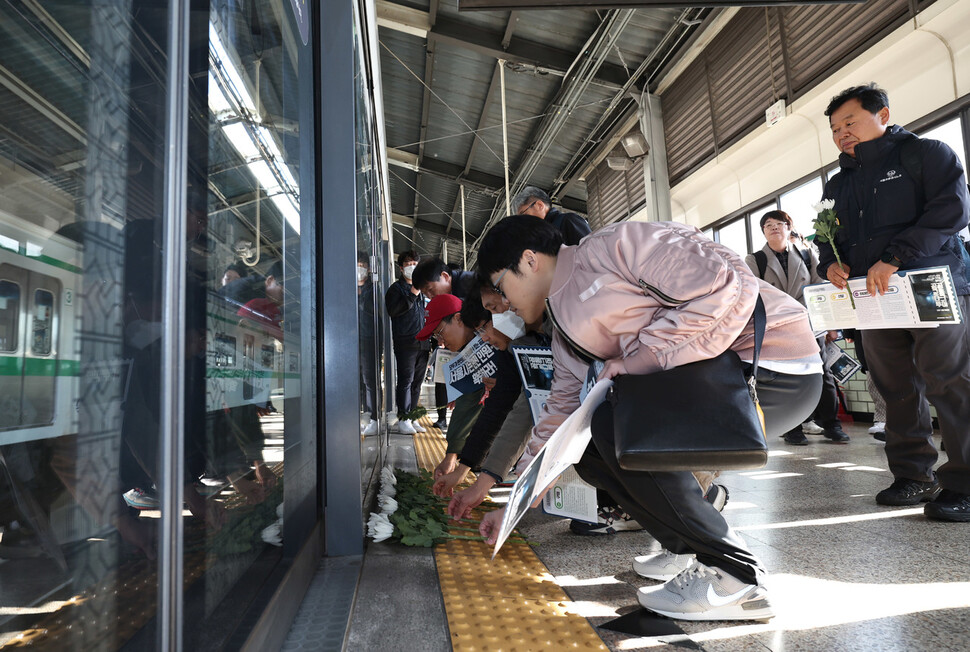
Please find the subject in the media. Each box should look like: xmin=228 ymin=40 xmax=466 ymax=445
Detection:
xmin=430 ymin=14 xmax=630 ymax=89
xmin=376 ymin=1 xmax=630 ymax=89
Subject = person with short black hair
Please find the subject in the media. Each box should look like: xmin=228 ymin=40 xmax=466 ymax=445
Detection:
xmin=411 ymin=258 xmax=477 ymax=299
xmin=384 ymin=250 xmax=431 ymax=435
xmin=819 ymin=82 xmax=970 ymax=520
xmin=745 ymin=210 xmax=848 ymax=445
xmin=510 ymin=186 xmax=592 ymax=246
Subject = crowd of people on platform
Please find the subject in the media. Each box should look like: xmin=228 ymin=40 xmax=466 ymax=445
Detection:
xmin=367 ymin=83 xmax=970 ymax=623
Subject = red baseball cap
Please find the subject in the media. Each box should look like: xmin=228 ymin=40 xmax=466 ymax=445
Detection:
xmin=415 ymin=294 xmax=463 ymax=341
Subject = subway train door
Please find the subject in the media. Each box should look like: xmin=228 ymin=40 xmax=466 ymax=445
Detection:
xmin=22 ymin=271 xmax=60 ymax=428
xmin=0 ymin=264 xmax=27 ymax=430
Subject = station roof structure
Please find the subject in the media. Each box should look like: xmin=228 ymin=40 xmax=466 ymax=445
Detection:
xmin=377 ymin=0 xmax=713 ymax=261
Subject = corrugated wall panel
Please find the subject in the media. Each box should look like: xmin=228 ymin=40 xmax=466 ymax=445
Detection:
xmin=662 ymin=59 xmax=714 ymax=184
xmin=782 ymin=0 xmax=911 ymax=95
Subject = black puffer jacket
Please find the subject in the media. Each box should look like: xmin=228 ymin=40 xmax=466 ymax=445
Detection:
xmin=817 ymin=125 xmax=970 ymax=295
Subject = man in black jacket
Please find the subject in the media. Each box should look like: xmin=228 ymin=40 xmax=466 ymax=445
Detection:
xmin=511 ymin=186 xmax=592 ymax=246
xmin=817 ymin=83 xmax=970 ymax=521
xmin=384 ymin=250 xmax=430 ymax=435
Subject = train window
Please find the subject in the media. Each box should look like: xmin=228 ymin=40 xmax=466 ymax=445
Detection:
xmin=31 ymin=288 xmax=55 ymax=355
xmin=213 ymin=333 xmax=236 ymax=367
xmin=0 ymin=280 xmax=20 ymax=352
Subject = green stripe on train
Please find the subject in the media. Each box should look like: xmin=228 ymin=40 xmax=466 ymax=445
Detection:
xmin=1 ymin=244 xmax=83 ymax=274
xmin=0 ymin=358 xmax=80 ymax=376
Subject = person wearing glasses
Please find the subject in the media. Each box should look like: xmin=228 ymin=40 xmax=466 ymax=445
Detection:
xmin=511 ymin=186 xmax=592 ymax=246
xmin=476 ymin=216 xmax=822 ymax=622
xmin=429 ymin=294 xmax=523 ymax=498
xmin=415 ymin=294 xmax=485 ymax=481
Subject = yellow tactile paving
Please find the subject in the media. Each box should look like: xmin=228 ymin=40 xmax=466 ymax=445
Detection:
xmin=411 ymin=428 xmax=607 ymax=651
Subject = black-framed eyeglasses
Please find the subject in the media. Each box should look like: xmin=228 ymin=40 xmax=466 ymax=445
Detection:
xmin=473 ymin=324 xmax=488 ymax=336
xmin=492 ymin=267 xmax=511 ymax=299
xmin=520 ymin=199 xmax=540 ymax=214
xmin=432 ymin=321 xmax=446 ymax=343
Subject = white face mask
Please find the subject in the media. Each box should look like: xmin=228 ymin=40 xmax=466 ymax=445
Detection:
xmin=357 ymin=266 xmax=369 ymax=283
xmin=403 ymin=264 xmax=417 ymax=280
xmin=491 ymin=310 xmax=527 ymax=340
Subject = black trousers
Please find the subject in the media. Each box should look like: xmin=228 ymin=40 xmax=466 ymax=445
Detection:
xmin=360 ymin=338 xmax=378 ymax=420
xmin=392 ymin=340 xmax=430 ymax=416
xmin=864 ymin=295 xmax=970 ymax=494
xmin=577 ymin=369 xmax=821 ymax=586
xmin=434 ymin=382 xmax=448 ymax=420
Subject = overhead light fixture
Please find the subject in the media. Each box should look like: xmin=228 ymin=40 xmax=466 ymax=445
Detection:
xmin=620 ymin=131 xmax=649 ymax=158
xmin=606 ymin=156 xmax=635 ymax=171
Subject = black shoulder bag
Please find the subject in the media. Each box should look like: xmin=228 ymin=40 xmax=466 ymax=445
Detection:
xmin=611 ymin=296 xmax=767 ymax=471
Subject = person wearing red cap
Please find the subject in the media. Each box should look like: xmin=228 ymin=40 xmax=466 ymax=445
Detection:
xmin=415 ymin=294 xmax=487 ymax=480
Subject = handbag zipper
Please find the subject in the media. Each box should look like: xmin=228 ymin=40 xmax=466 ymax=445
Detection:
xmin=544 ymin=298 xmax=601 ymax=363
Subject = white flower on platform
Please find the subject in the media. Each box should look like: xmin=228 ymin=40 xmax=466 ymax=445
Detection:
xmin=379 ymin=495 xmax=398 ymax=514
xmin=380 ymin=466 xmax=398 ymax=486
xmin=367 ymin=512 xmax=394 ymax=542
xmin=812 ymin=199 xmax=835 ymax=213
xmin=261 ymin=523 xmax=282 ymax=546
xmin=379 ymin=482 xmax=396 ymax=498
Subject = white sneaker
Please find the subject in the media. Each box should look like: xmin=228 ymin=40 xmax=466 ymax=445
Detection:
xmin=397 ymin=419 xmax=417 ymax=435
xmin=411 ymin=420 xmax=427 ymax=433
xmin=868 ymin=421 xmax=886 ymax=434
xmin=637 ymin=560 xmax=774 ymax=622
xmin=362 ymin=420 xmax=378 ymax=436
xmin=801 ymin=421 xmax=824 ymax=434
xmin=633 ymin=549 xmax=695 ymax=581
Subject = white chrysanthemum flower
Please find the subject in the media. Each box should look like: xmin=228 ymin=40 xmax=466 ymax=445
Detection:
xmin=276 ymin=503 xmax=284 ymax=519
xmin=380 ymin=466 xmax=398 ymax=486
xmin=367 ymin=512 xmax=394 ymax=542
xmin=379 ymin=495 xmax=398 ymax=514
xmin=380 ymin=482 xmax=396 ymax=498
xmin=812 ymin=199 xmax=835 ymax=213
xmin=261 ymin=523 xmax=282 ymax=546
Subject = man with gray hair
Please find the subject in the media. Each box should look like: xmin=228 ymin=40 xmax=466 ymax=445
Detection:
xmin=511 ymin=186 xmax=592 ymax=246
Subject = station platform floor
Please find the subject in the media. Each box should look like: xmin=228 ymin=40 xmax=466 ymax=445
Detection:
xmin=285 ymin=417 xmax=970 ymax=651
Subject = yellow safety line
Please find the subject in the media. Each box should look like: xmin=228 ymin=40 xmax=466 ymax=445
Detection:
xmin=411 ymin=423 xmax=607 ymax=651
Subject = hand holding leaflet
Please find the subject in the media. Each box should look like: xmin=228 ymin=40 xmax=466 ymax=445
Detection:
xmin=486 ymin=378 xmax=613 ymax=558
xmin=803 ymin=266 xmax=961 ymax=331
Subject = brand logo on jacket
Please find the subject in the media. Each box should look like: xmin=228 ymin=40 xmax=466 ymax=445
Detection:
xmin=879 ymin=169 xmax=903 ymax=183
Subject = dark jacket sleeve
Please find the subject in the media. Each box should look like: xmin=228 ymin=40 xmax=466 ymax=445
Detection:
xmin=888 ymin=139 xmax=970 ymax=263
xmin=559 ymin=211 xmax=593 ymax=246
xmin=384 ymin=279 xmax=418 ymax=319
xmin=457 ymin=350 xmax=523 ymax=471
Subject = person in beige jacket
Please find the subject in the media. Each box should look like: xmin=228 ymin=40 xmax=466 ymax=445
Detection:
xmin=745 ymin=210 xmax=849 ymax=445
xmin=477 ymin=216 xmax=821 ymax=622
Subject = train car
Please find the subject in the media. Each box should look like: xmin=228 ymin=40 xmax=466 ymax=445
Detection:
xmin=0 ymin=211 xmax=80 ymax=447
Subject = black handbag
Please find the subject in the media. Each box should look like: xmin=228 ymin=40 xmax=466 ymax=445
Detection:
xmin=611 ymin=297 xmax=767 ymax=472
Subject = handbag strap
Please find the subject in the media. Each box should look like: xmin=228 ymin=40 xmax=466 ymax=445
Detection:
xmin=748 ymin=295 xmax=766 ymax=402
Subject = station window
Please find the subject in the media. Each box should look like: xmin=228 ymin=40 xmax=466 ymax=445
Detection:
xmin=779 ymin=177 xmax=824 ymax=242
xmin=0 ymin=280 xmax=20 ymax=352
xmin=717 ymin=218 xmax=748 ymax=257
xmin=31 ymin=288 xmax=54 ymax=355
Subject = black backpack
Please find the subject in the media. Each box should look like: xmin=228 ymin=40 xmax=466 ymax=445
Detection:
xmin=753 ymin=248 xmax=812 ymax=280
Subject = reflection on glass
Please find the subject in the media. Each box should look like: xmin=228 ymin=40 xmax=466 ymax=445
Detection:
xmin=0 ymin=0 xmax=167 ymax=647
xmin=717 ymin=218 xmax=749 ymax=256
xmin=779 ymin=177 xmax=824 ymax=242
xmin=354 ymin=17 xmax=386 ymax=491
xmin=748 ymin=202 xmax=779 ymax=252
